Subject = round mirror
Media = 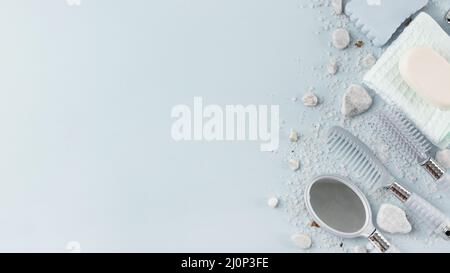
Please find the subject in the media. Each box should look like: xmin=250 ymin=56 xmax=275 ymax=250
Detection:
xmin=308 ymin=177 xmax=368 ymax=235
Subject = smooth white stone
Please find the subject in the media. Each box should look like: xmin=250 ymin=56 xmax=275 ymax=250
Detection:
xmin=341 ymin=84 xmax=373 ymax=118
xmin=360 ymin=53 xmax=377 ymax=68
xmin=377 ymin=204 xmax=412 ymax=234
xmin=303 ymin=91 xmax=319 ymax=107
xmin=267 ymin=197 xmax=279 ymax=208
xmin=332 ymin=28 xmax=350 ymax=49
xmin=291 ymin=233 xmax=312 ymax=249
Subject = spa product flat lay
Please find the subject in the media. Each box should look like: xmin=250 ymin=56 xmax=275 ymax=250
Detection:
xmin=305 ymin=175 xmax=393 ymax=253
xmin=279 ymin=1 xmax=450 ymax=253
xmin=364 ymin=12 xmax=450 ymax=149
xmin=345 ymin=0 xmax=429 ymax=46
xmin=376 ymin=107 xmax=450 ymax=196
xmin=327 ymin=126 xmax=450 ymax=240
xmin=399 ymin=47 xmax=450 ymax=109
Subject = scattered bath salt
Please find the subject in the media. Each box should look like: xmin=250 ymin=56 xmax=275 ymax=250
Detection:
xmin=289 ymin=130 xmax=299 ymax=142
xmin=288 ymin=159 xmax=300 ymax=171
xmin=350 ymin=245 xmax=367 ymax=253
xmin=331 ymin=28 xmax=350 ymax=49
xmin=377 ymin=204 xmax=412 ymax=234
xmin=341 ymin=84 xmax=373 ymax=118
xmin=360 ymin=53 xmax=377 ymax=69
xmin=303 ymin=91 xmax=319 ymax=107
xmin=327 ymin=57 xmax=338 ymax=75
xmin=436 ymin=149 xmax=450 ymax=169
xmin=331 ymin=0 xmax=343 ymax=15
xmin=291 ymin=233 xmax=312 ymax=249
xmin=267 ymin=197 xmax=279 ymax=208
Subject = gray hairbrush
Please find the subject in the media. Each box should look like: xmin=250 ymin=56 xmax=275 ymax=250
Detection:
xmin=376 ymin=107 xmax=450 ymax=195
xmin=328 ymin=126 xmax=450 ymax=240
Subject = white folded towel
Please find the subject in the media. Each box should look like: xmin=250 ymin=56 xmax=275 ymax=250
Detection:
xmin=364 ymin=12 xmax=450 ymax=149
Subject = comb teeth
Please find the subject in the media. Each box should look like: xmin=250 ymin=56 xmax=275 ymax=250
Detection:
xmin=327 ymin=127 xmax=383 ymax=188
xmin=376 ymin=107 xmax=433 ymax=162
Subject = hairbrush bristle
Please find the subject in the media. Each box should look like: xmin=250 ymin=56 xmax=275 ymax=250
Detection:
xmin=376 ymin=107 xmax=433 ymax=162
xmin=327 ymin=126 xmax=384 ymax=188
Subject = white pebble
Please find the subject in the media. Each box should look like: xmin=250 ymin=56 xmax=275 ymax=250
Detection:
xmin=288 ymin=159 xmax=300 ymax=171
xmin=332 ymin=28 xmax=350 ymax=50
xmin=341 ymin=84 xmax=373 ymax=118
xmin=289 ymin=130 xmax=299 ymax=142
xmin=331 ymin=0 xmax=343 ymax=15
xmin=436 ymin=149 xmax=450 ymax=169
xmin=267 ymin=197 xmax=279 ymax=208
xmin=291 ymin=233 xmax=312 ymax=249
xmin=360 ymin=53 xmax=377 ymax=68
xmin=303 ymin=91 xmax=319 ymax=107
xmin=350 ymin=245 xmax=367 ymax=253
xmin=377 ymin=203 xmax=412 ymax=234
xmin=327 ymin=57 xmax=338 ymax=75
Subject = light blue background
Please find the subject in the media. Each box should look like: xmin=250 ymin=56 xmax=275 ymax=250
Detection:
xmin=0 ymin=0 xmax=449 ymax=252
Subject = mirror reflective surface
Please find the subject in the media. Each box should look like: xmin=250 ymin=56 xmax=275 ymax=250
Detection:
xmin=309 ymin=178 xmax=367 ymax=234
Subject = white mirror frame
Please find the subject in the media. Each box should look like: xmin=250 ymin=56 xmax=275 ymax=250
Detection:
xmin=304 ymin=175 xmax=375 ymax=239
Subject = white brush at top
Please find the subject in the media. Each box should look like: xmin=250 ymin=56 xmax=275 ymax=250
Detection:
xmin=376 ymin=107 xmax=450 ymax=196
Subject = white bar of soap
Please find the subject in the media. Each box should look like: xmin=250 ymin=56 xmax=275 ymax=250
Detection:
xmin=399 ymin=47 xmax=450 ymax=109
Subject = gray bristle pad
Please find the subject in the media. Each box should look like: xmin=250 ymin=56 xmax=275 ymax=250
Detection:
xmin=376 ymin=107 xmax=433 ymax=161
xmin=327 ymin=126 xmax=384 ymax=188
